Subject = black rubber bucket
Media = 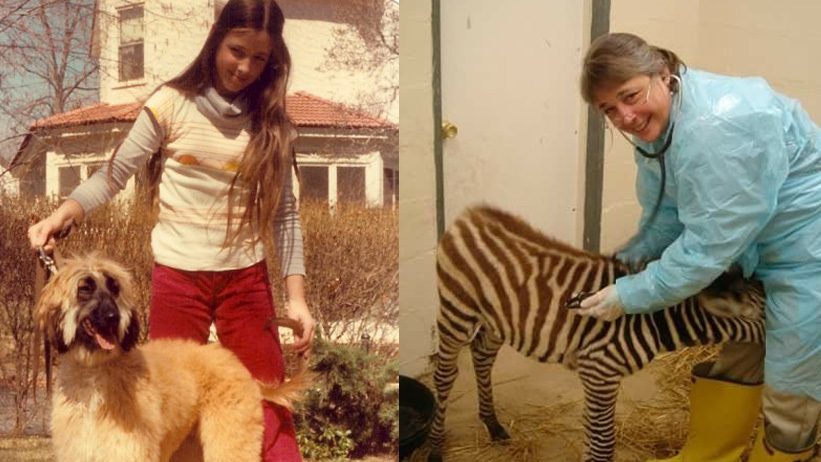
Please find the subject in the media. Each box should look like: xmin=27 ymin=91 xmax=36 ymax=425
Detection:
xmin=399 ymin=375 xmax=435 ymax=459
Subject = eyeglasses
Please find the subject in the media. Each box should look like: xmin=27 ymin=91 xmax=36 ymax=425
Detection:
xmin=601 ymin=78 xmax=653 ymax=125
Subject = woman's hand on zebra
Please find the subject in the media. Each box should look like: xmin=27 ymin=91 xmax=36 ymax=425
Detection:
xmin=578 ymin=285 xmax=625 ymax=321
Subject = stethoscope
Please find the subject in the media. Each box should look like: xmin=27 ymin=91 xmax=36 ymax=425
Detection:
xmin=613 ymin=73 xmax=683 ymax=256
xmin=618 ymin=73 xmax=682 ymax=159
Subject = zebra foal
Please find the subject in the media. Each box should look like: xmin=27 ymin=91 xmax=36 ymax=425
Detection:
xmin=428 ymin=205 xmax=766 ymax=462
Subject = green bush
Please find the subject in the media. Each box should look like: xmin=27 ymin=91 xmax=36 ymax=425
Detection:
xmin=295 ymin=339 xmax=398 ymax=459
xmin=296 ymin=424 xmax=354 ymax=461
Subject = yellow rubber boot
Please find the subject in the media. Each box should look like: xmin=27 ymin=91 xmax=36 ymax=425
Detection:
xmin=647 ymin=364 xmax=762 ymax=462
xmin=747 ymin=425 xmax=817 ymax=462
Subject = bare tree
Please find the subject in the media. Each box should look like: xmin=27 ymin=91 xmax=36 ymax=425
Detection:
xmin=321 ymin=0 xmax=399 ymax=120
xmin=0 ymin=0 xmax=98 ymax=172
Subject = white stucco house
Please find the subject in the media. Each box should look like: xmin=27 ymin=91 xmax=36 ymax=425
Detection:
xmin=8 ymin=0 xmax=398 ymax=207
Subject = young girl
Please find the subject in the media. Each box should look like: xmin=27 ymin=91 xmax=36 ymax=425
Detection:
xmin=28 ymin=0 xmax=312 ymax=460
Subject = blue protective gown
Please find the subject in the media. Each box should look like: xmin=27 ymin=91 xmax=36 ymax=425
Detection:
xmin=614 ymin=69 xmax=821 ymax=400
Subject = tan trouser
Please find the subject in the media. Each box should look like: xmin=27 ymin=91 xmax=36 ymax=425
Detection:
xmin=706 ymin=341 xmax=821 ymax=452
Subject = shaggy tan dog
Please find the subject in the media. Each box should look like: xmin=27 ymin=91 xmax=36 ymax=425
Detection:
xmin=35 ymin=253 xmax=308 ymax=462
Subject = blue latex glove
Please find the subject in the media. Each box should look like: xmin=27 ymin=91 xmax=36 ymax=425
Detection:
xmin=578 ymin=285 xmax=625 ymax=321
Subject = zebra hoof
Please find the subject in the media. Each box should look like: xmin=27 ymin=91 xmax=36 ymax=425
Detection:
xmin=427 ymin=452 xmax=443 ymax=462
xmin=483 ymin=417 xmax=511 ymax=441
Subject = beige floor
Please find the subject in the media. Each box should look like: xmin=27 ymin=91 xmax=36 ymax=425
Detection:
xmin=405 ymin=345 xmax=686 ymax=462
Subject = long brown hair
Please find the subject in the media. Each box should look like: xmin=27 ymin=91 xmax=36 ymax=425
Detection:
xmin=127 ymin=0 xmax=294 ymax=251
xmin=580 ymin=32 xmax=685 ymax=104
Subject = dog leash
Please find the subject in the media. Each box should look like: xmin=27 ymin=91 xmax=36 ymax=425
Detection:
xmin=267 ymin=316 xmax=309 ymax=374
xmin=37 ymin=246 xmax=59 ymax=276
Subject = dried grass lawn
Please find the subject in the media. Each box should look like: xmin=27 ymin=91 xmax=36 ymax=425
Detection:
xmin=404 ymin=346 xmax=821 ymax=462
xmin=0 ymin=437 xmax=51 ymax=462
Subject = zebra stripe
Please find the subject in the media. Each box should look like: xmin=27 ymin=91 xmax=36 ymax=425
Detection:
xmin=427 ymin=205 xmax=765 ymax=462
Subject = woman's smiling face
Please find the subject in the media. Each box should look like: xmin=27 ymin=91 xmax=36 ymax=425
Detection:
xmin=593 ymin=72 xmax=673 ymax=143
xmin=213 ymin=28 xmax=272 ymax=97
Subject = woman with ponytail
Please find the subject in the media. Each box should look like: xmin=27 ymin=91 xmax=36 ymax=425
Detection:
xmin=577 ymin=32 xmax=821 ymax=462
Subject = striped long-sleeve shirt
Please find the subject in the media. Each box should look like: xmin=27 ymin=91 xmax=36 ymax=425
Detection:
xmin=70 ymin=85 xmax=305 ymax=275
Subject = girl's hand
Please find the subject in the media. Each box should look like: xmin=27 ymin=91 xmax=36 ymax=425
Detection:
xmin=28 ymin=215 xmax=70 ymax=252
xmin=28 ymin=199 xmax=84 ymax=251
xmin=287 ymin=298 xmax=315 ymax=358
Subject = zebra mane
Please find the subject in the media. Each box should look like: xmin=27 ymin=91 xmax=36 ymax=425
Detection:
xmin=466 ymin=204 xmax=630 ymax=274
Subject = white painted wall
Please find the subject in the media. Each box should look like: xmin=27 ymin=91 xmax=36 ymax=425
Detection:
xmin=280 ymin=0 xmax=399 ymax=122
xmin=43 ymin=128 xmax=136 ymax=199
xmin=1 ymin=176 xmax=19 ymax=195
xmin=97 ymin=0 xmax=213 ymax=105
xmin=398 ymin=0 xmax=438 ymax=377
xmin=440 ymin=0 xmax=587 ymax=242
xmin=363 ymin=152 xmax=382 ymax=206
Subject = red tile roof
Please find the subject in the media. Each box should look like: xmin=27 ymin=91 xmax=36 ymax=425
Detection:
xmin=31 ymin=102 xmax=141 ymax=129
xmin=288 ymin=92 xmax=394 ymax=129
xmin=30 ymin=91 xmax=395 ymax=130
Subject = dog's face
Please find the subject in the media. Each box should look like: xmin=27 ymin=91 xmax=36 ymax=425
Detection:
xmin=35 ymin=253 xmax=140 ymax=358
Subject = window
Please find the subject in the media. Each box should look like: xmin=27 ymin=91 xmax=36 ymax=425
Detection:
xmin=59 ymin=166 xmax=82 ymax=198
xmin=338 ymin=166 xmax=366 ymax=203
xmin=300 ymin=166 xmax=329 ymax=202
xmin=383 ymin=168 xmax=398 ymax=206
xmin=119 ymin=5 xmax=144 ymax=81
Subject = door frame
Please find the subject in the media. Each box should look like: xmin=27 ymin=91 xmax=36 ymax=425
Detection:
xmin=431 ymin=0 xmax=610 ymax=250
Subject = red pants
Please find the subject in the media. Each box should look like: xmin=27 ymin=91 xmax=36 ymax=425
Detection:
xmin=149 ymin=261 xmax=302 ymax=462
